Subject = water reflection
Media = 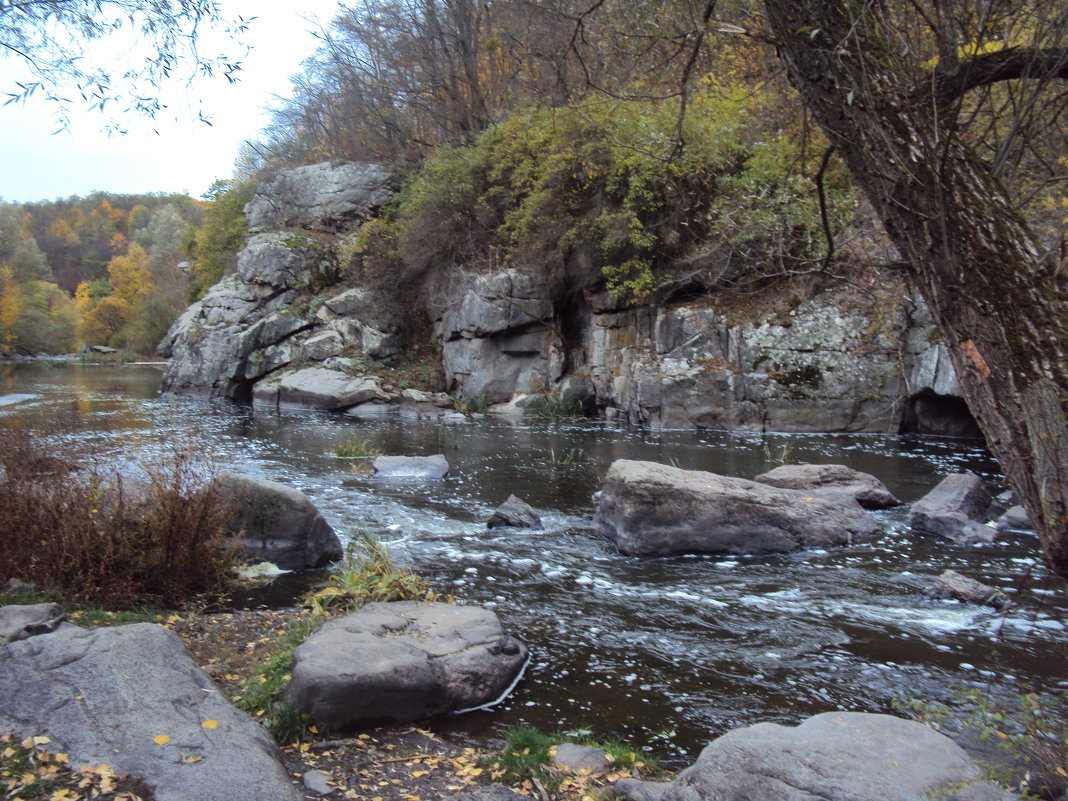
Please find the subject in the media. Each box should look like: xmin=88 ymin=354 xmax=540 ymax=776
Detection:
xmin=0 ymin=362 xmax=1062 ymax=763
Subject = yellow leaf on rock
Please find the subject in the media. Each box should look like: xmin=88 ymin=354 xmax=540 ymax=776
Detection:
xmin=201 ymin=720 xmax=218 ymax=729
xmin=411 ymin=770 xmax=429 ymax=778
xmin=153 ymin=735 xmax=171 ymax=746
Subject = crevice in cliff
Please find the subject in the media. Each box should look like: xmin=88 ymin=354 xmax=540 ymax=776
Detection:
xmin=900 ymin=389 xmax=984 ymax=439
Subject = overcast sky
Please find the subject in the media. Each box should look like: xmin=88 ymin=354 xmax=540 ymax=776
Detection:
xmin=0 ymin=0 xmax=341 ymax=204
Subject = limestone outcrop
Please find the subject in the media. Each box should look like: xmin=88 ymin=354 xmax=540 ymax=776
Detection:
xmin=159 ymin=161 xmax=972 ymax=434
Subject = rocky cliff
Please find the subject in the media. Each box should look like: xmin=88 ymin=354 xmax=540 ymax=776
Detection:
xmin=159 ymin=162 xmax=972 ymax=435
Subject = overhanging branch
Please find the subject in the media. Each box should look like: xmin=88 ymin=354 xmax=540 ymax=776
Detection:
xmin=931 ymin=46 xmax=1068 ymax=107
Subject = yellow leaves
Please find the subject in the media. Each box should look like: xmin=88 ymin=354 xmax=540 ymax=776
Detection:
xmin=410 ymin=769 xmax=430 ymax=778
xmin=201 ymin=719 xmax=218 ymax=730
xmin=153 ymin=735 xmax=171 ymax=746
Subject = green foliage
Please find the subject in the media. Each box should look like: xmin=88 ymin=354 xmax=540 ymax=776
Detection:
xmin=302 ymin=529 xmax=435 ymax=616
xmin=234 ymin=616 xmax=323 ymax=742
xmin=896 ymin=687 xmax=1068 ymax=799
xmin=0 ymin=426 xmax=237 ymax=608
xmin=189 ymin=180 xmax=255 ymax=298
xmin=452 ymin=393 xmax=490 ymax=415
xmin=529 ymin=395 xmax=583 ymax=419
xmin=331 ymin=434 xmax=381 ymax=460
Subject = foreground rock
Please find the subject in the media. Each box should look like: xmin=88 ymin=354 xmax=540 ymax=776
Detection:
xmin=753 ymin=463 xmax=901 ymax=509
xmin=373 ymin=454 xmax=450 ymax=479
xmin=615 ymin=712 xmax=1015 ymax=801
xmin=909 ymin=473 xmax=996 ymax=544
xmin=487 ymin=495 xmax=542 ymax=529
xmin=0 ymin=602 xmax=66 ymax=643
xmin=0 ymin=623 xmax=300 ymax=801
xmin=286 ymin=601 xmax=527 ymax=730
xmin=215 ymin=473 xmax=343 ymax=569
xmin=593 ymin=460 xmax=881 ymax=556
xmin=928 ymin=570 xmax=1010 ymax=609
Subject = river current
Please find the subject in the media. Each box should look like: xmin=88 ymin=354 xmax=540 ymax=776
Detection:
xmin=2 ymin=362 xmax=1065 ymax=763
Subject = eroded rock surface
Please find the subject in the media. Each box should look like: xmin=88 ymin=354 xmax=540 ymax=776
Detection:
xmin=909 ymin=473 xmax=997 ymax=545
xmin=753 ymin=463 xmax=901 ymax=509
xmin=0 ymin=623 xmax=300 ymax=801
xmin=593 ymin=460 xmax=881 ymax=556
xmin=286 ymin=602 xmax=527 ymax=730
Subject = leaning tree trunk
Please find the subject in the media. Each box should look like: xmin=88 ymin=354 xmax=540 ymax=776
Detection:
xmin=763 ymin=0 xmax=1068 ymax=579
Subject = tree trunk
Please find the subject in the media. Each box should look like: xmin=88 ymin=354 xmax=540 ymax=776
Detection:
xmin=763 ymin=0 xmax=1068 ymax=579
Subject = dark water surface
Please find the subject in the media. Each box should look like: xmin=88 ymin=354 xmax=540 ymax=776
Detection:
xmin=2 ymin=362 xmax=1065 ymax=763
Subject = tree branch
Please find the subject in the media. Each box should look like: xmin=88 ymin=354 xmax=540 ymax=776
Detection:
xmin=931 ymin=46 xmax=1068 ymax=107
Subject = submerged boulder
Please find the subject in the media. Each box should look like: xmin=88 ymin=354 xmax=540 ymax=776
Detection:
xmin=285 ymin=601 xmax=527 ymax=730
xmin=927 ymin=570 xmax=1010 ymax=609
xmin=215 ymin=473 xmax=343 ymax=570
xmin=0 ymin=623 xmax=301 ymax=801
xmin=372 ymin=454 xmax=450 ymax=479
xmin=908 ymin=473 xmax=996 ymax=545
xmin=753 ymin=463 xmax=901 ymax=509
xmin=616 ymin=712 xmax=1015 ymax=801
xmin=593 ymin=460 xmax=881 ymax=557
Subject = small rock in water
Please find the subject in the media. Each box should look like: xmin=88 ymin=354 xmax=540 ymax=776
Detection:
xmin=373 ymin=454 xmax=450 ymax=479
xmin=927 ymin=569 xmax=1010 ymax=609
xmin=487 ymin=495 xmax=542 ymax=529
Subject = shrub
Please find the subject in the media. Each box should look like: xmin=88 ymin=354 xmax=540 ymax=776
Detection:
xmin=331 ymin=434 xmax=381 ymax=459
xmin=528 ymin=395 xmax=583 ymax=419
xmin=0 ymin=427 xmax=236 ymax=608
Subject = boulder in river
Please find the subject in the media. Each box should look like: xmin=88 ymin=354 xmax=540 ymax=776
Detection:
xmin=753 ymin=463 xmax=901 ymax=509
xmin=996 ymin=505 xmax=1033 ymax=533
xmin=285 ymin=601 xmax=527 ymax=730
xmin=215 ymin=473 xmax=343 ymax=570
xmin=614 ymin=712 xmax=1016 ymax=801
xmin=487 ymin=495 xmax=542 ymax=529
xmin=927 ymin=569 xmax=1010 ymax=609
xmin=372 ymin=454 xmax=450 ymax=479
xmin=0 ymin=623 xmax=301 ymax=801
xmin=908 ymin=473 xmax=997 ymax=545
xmin=593 ymin=460 xmax=881 ymax=557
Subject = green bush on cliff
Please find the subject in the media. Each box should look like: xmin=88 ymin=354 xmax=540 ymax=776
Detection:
xmin=350 ymin=89 xmax=856 ymax=302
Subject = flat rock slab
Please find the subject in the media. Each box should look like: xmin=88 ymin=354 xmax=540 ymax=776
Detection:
xmin=0 ymin=603 xmax=66 ymax=643
xmin=928 ymin=569 xmax=1010 ymax=609
xmin=487 ymin=495 xmax=542 ymax=529
xmin=373 ymin=454 xmax=450 ymax=479
xmin=909 ymin=473 xmax=996 ymax=544
xmin=277 ymin=367 xmax=386 ymax=410
xmin=0 ymin=623 xmax=300 ymax=801
xmin=216 ymin=473 xmax=342 ymax=570
xmin=286 ymin=601 xmax=527 ymax=730
xmin=647 ymin=712 xmax=1015 ymax=801
xmin=593 ymin=460 xmax=881 ymax=557
xmin=753 ymin=463 xmax=901 ymax=509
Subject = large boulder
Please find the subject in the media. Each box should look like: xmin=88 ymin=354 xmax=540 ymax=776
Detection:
xmin=215 ymin=473 xmax=342 ymax=570
xmin=273 ymin=367 xmax=388 ymax=411
xmin=753 ymin=463 xmax=901 ymax=509
xmin=245 ymin=162 xmax=394 ymax=234
xmin=908 ymin=473 xmax=997 ymax=544
xmin=593 ymin=460 xmax=881 ymax=557
xmin=616 ymin=712 xmax=1015 ymax=801
xmin=0 ymin=623 xmax=301 ymax=801
xmin=285 ymin=601 xmax=527 ymax=730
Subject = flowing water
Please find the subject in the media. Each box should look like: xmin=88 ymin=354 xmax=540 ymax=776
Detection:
xmin=2 ymin=362 xmax=1065 ymax=763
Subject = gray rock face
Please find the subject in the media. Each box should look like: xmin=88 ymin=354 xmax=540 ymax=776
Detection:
xmin=652 ymin=712 xmax=1015 ymax=801
xmin=909 ymin=473 xmax=997 ymax=544
xmin=928 ymin=569 xmax=1010 ymax=609
xmin=593 ymin=460 xmax=881 ymax=557
xmin=246 ymin=162 xmax=394 ymax=234
xmin=0 ymin=603 xmax=66 ymax=643
xmin=274 ymin=367 xmax=387 ymax=410
xmin=285 ymin=601 xmax=527 ymax=730
xmin=0 ymin=623 xmax=300 ymax=801
xmin=373 ymin=454 xmax=450 ymax=479
xmin=753 ymin=463 xmax=901 ymax=509
xmin=487 ymin=495 xmax=542 ymax=529
xmin=215 ymin=473 xmax=342 ymax=570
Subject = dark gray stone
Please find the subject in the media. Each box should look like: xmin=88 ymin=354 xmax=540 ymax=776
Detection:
xmin=753 ymin=463 xmax=901 ymax=509
xmin=909 ymin=473 xmax=997 ymax=544
xmin=0 ymin=603 xmax=66 ymax=643
xmin=285 ymin=601 xmax=527 ymax=730
xmin=215 ymin=473 xmax=342 ymax=570
xmin=997 ymin=505 xmax=1033 ymax=532
xmin=928 ymin=570 xmax=1010 ymax=609
xmin=658 ymin=712 xmax=1016 ymax=801
xmin=0 ymin=623 xmax=301 ymax=801
xmin=593 ymin=460 xmax=881 ymax=557
xmin=373 ymin=454 xmax=450 ymax=479
xmin=614 ymin=779 xmax=672 ymax=801
xmin=487 ymin=495 xmax=542 ymax=529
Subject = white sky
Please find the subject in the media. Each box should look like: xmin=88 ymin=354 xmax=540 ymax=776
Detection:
xmin=0 ymin=0 xmax=342 ymax=204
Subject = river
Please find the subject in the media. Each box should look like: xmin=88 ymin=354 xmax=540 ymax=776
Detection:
xmin=2 ymin=362 xmax=1065 ymax=763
